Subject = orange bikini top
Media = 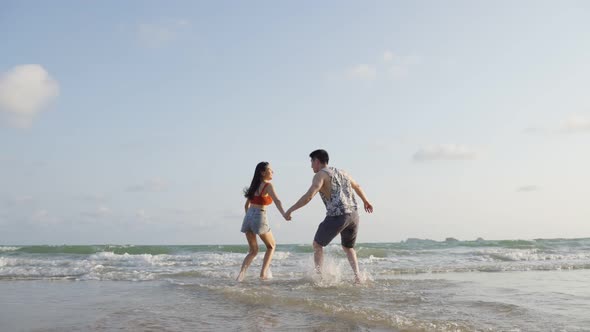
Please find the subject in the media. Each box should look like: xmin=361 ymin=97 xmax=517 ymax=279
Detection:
xmin=250 ymin=183 xmax=273 ymax=205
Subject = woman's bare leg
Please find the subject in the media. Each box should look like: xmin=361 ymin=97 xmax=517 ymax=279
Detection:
xmin=237 ymin=232 xmax=258 ymax=282
xmin=258 ymin=231 xmax=276 ymax=280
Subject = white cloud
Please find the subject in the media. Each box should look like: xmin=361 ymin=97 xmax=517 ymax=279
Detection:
xmin=0 ymin=64 xmax=59 ymax=127
xmin=137 ymin=19 xmax=190 ymax=48
xmin=82 ymin=206 xmax=112 ymax=218
xmin=383 ymin=51 xmax=394 ymax=62
xmin=382 ymin=51 xmax=421 ymax=65
xmin=347 ymin=64 xmax=377 ymax=81
xmin=136 ymin=209 xmax=148 ymax=219
xmin=127 ymin=178 xmax=169 ymax=192
xmin=347 ymin=51 xmax=421 ymax=81
xmin=413 ymin=144 xmax=479 ymax=162
xmin=559 ymin=115 xmax=590 ymax=133
xmin=525 ymin=115 xmax=590 ymax=135
xmin=517 ymin=185 xmax=540 ymax=192
xmin=134 ymin=209 xmax=157 ymax=224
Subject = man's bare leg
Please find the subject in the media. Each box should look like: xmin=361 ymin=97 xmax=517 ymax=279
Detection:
xmin=313 ymin=241 xmax=324 ymax=275
xmin=342 ymin=246 xmax=361 ymax=283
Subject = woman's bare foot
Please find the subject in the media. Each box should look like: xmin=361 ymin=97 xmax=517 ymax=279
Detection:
xmin=236 ymin=271 xmax=246 ymax=282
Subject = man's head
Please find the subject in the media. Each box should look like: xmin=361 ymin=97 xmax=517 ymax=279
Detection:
xmin=309 ymin=149 xmax=329 ymax=173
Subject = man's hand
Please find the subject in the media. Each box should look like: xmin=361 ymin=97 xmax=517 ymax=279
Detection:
xmin=364 ymin=202 xmax=374 ymax=213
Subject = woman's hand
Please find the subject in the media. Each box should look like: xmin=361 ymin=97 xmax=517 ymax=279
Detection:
xmin=283 ymin=212 xmax=292 ymax=221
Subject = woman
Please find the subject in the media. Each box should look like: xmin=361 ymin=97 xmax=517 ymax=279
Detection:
xmin=237 ymin=162 xmax=289 ymax=281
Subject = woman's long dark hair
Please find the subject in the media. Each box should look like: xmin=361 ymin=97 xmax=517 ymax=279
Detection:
xmin=244 ymin=162 xmax=269 ymax=199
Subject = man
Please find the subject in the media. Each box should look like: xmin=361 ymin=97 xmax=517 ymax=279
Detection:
xmin=285 ymin=149 xmax=373 ymax=283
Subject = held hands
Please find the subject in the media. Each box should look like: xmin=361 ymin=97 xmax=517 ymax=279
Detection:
xmin=283 ymin=209 xmax=292 ymax=221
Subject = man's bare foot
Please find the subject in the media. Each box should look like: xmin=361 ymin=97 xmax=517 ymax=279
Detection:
xmin=237 ymin=271 xmax=245 ymax=282
xmin=314 ymin=266 xmax=322 ymax=275
xmin=353 ymin=275 xmax=362 ymax=285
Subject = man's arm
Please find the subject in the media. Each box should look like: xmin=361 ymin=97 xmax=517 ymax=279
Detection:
xmin=349 ymin=176 xmax=374 ymax=213
xmin=286 ymin=172 xmax=324 ymax=217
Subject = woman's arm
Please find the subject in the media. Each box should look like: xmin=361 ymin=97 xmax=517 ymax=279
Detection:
xmin=265 ymin=183 xmax=290 ymax=221
xmin=244 ymin=198 xmax=250 ymax=214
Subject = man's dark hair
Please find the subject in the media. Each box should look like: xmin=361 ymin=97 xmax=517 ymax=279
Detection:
xmin=309 ymin=149 xmax=329 ymax=164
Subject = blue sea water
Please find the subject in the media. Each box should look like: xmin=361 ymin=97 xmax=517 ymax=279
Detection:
xmin=1 ymin=238 xmax=590 ymax=331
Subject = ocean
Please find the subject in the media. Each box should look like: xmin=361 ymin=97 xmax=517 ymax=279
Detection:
xmin=1 ymin=238 xmax=590 ymax=331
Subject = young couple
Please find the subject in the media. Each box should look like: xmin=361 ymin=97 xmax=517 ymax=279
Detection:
xmin=237 ymin=149 xmax=374 ymax=283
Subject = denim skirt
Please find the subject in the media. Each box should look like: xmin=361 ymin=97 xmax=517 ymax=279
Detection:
xmin=240 ymin=207 xmax=270 ymax=235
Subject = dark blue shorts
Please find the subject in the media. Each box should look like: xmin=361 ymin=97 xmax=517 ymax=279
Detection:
xmin=313 ymin=212 xmax=359 ymax=248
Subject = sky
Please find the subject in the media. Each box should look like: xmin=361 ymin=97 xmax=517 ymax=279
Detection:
xmin=1 ymin=1 xmax=589 ymax=245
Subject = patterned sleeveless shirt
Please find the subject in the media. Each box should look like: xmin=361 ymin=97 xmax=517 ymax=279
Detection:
xmin=319 ymin=167 xmax=358 ymax=216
